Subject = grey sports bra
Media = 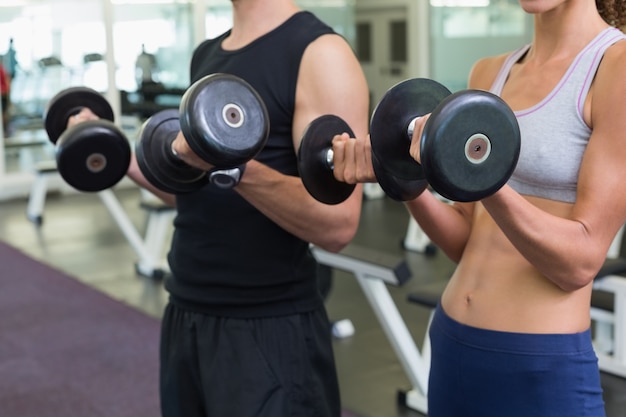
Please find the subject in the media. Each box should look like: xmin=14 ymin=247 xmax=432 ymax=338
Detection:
xmin=490 ymin=27 xmax=626 ymax=203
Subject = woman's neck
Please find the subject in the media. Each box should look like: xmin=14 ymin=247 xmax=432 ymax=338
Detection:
xmin=528 ymin=1 xmax=608 ymax=65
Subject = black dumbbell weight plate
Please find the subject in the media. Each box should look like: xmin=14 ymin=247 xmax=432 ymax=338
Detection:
xmin=421 ymin=90 xmax=520 ymax=202
xmin=45 ymin=87 xmax=114 ymax=144
xmin=371 ymin=152 xmax=429 ymax=202
xmin=370 ymin=78 xmax=451 ymax=180
xmin=56 ymin=120 xmax=131 ymax=192
xmin=136 ymin=109 xmax=208 ymax=194
xmin=298 ymin=115 xmax=356 ymax=205
xmin=179 ymin=73 xmax=270 ymax=167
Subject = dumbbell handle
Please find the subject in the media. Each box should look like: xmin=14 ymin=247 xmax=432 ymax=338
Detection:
xmin=325 ymin=149 xmax=335 ymax=171
xmin=169 ymin=139 xmax=182 ymax=160
xmin=67 ymin=106 xmax=86 ymax=121
xmin=305 ymin=147 xmax=335 ymax=171
xmin=162 ymin=131 xmax=193 ymax=170
xmin=406 ymin=117 xmax=422 ymax=141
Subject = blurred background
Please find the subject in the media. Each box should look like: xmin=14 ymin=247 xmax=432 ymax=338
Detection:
xmin=0 ymin=0 xmax=532 ymax=201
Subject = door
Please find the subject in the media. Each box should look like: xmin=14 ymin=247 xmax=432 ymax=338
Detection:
xmin=355 ymin=6 xmax=408 ymax=113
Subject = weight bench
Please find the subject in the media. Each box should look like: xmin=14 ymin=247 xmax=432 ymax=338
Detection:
xmin=404 ymin=225 xmax=626 ymax=414
xmin=403 ymin=217 xmax=436 ymax=255
xmin=134 ymin=193 xmax=175 ymax=278
xmin=399 ymin=280 xmax=448 ymax=414
xmin=98 ymin=189 xmax=174 ymax=279
xmin=590 ymin=233 xmax=626 ymax=379
xmin=26 ymin=161 xmax=174 ymax=279
xmin=311 ymin=245 xmax=430 ymax=415
xmin=403 ymin=191 xmax=450 ymax=255
xmin=26 ymin=160 xmax=61 ymax=225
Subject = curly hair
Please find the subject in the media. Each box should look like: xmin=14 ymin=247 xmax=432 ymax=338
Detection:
xmin=597 ymin=0 xmax=626 ymax=28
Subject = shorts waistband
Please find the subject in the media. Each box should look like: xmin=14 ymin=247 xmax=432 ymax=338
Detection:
xmin=432 ymin=303 xmax=593 ymax=355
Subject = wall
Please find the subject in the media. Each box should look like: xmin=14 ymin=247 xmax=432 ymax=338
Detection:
xmin=355 ymin=0 xmax=533 ymax=91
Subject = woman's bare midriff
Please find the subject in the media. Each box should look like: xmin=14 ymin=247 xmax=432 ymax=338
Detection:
xmin=440 ymin=196 xmax=594 ymax=334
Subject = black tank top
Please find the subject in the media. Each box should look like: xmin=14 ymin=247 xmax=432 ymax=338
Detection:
xmin=166 ymin=12 xmax=335 ymax=317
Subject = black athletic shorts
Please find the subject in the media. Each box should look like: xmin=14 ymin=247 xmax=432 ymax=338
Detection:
xmin=160 ymin=302 xmax=341 ymax=417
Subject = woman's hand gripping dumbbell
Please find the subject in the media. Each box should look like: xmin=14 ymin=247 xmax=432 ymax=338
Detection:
xmin=299 ymin=78 xmax=521 ymax=203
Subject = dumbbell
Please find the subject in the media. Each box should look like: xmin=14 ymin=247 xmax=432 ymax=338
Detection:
xmin=44 ymin=87 xmax=131 ymax=192
xmin=370 ymin=78 xmax=521 ymax=202
xmin=297 ymin=114 xmax=356 ymax=205
xmin=135 ymin=73 xmax=270 ymax=194
xmin=298 ymin=79 xmax=521 ymax=204
xmin=298 ymin=113 xmax=426 ymax=203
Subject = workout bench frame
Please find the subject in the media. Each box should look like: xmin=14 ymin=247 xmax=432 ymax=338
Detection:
xmin=26 ymin=161 xmax=174 ymax=279
xmin=312 ymin=245 xmax=431 ymax=415
xmin=590 ymin=224 xmax=626 ymax=378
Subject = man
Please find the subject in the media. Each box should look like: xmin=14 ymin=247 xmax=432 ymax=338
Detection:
xmin=126 ymin=1 xmax=369 ymax=416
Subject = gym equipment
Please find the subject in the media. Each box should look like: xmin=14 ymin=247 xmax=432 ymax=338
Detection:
xmin=136 ymin=109 xmax=207 ymax=194
xmin=298 ymin=114 xmax=356 ymax=204
xmin=44 ymin=87 xmax=131 ymax=192
xmin=371 ymin=151 xmax=428 ymax=202
xmin=136 ymin=73 xmax=270 ymax=194
xmin=26 ymin=163 xmax=174 ymax=281
xmin=590 ymin=224 xmax=626 ymax=379
xmin=370 ymin=78 xmax=521 ymax=202
xmin=311 ymin=244 xmax=430 ymax=415
xmin=403 ymin=216 xmax=437 ymax=255
xmin=402 ymin=191 xmax=451 ymax=255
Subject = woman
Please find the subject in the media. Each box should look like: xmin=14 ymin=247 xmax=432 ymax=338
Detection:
xmin=332 ymin=1 xmax=626 ymax=415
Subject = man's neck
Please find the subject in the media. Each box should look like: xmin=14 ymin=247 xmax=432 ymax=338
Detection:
xmin=224 ymin=0 xmax=300 ymax=50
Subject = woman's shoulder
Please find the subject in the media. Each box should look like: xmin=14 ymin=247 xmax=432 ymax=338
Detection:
xmin=602 ymin=36 xmax=626 ymax=66
xmin=468 ymin=53 xmax=510 ymax=90
xmin=594 ymin=37 xmax=626 ymax=90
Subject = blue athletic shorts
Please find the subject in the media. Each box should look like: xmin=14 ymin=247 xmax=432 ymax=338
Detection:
xmin=428 ymin=304 xmax=606 ymax=417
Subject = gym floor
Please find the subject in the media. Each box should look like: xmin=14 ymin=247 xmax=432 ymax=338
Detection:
xmin=1 ymin=169 xmax=626 ymax=416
